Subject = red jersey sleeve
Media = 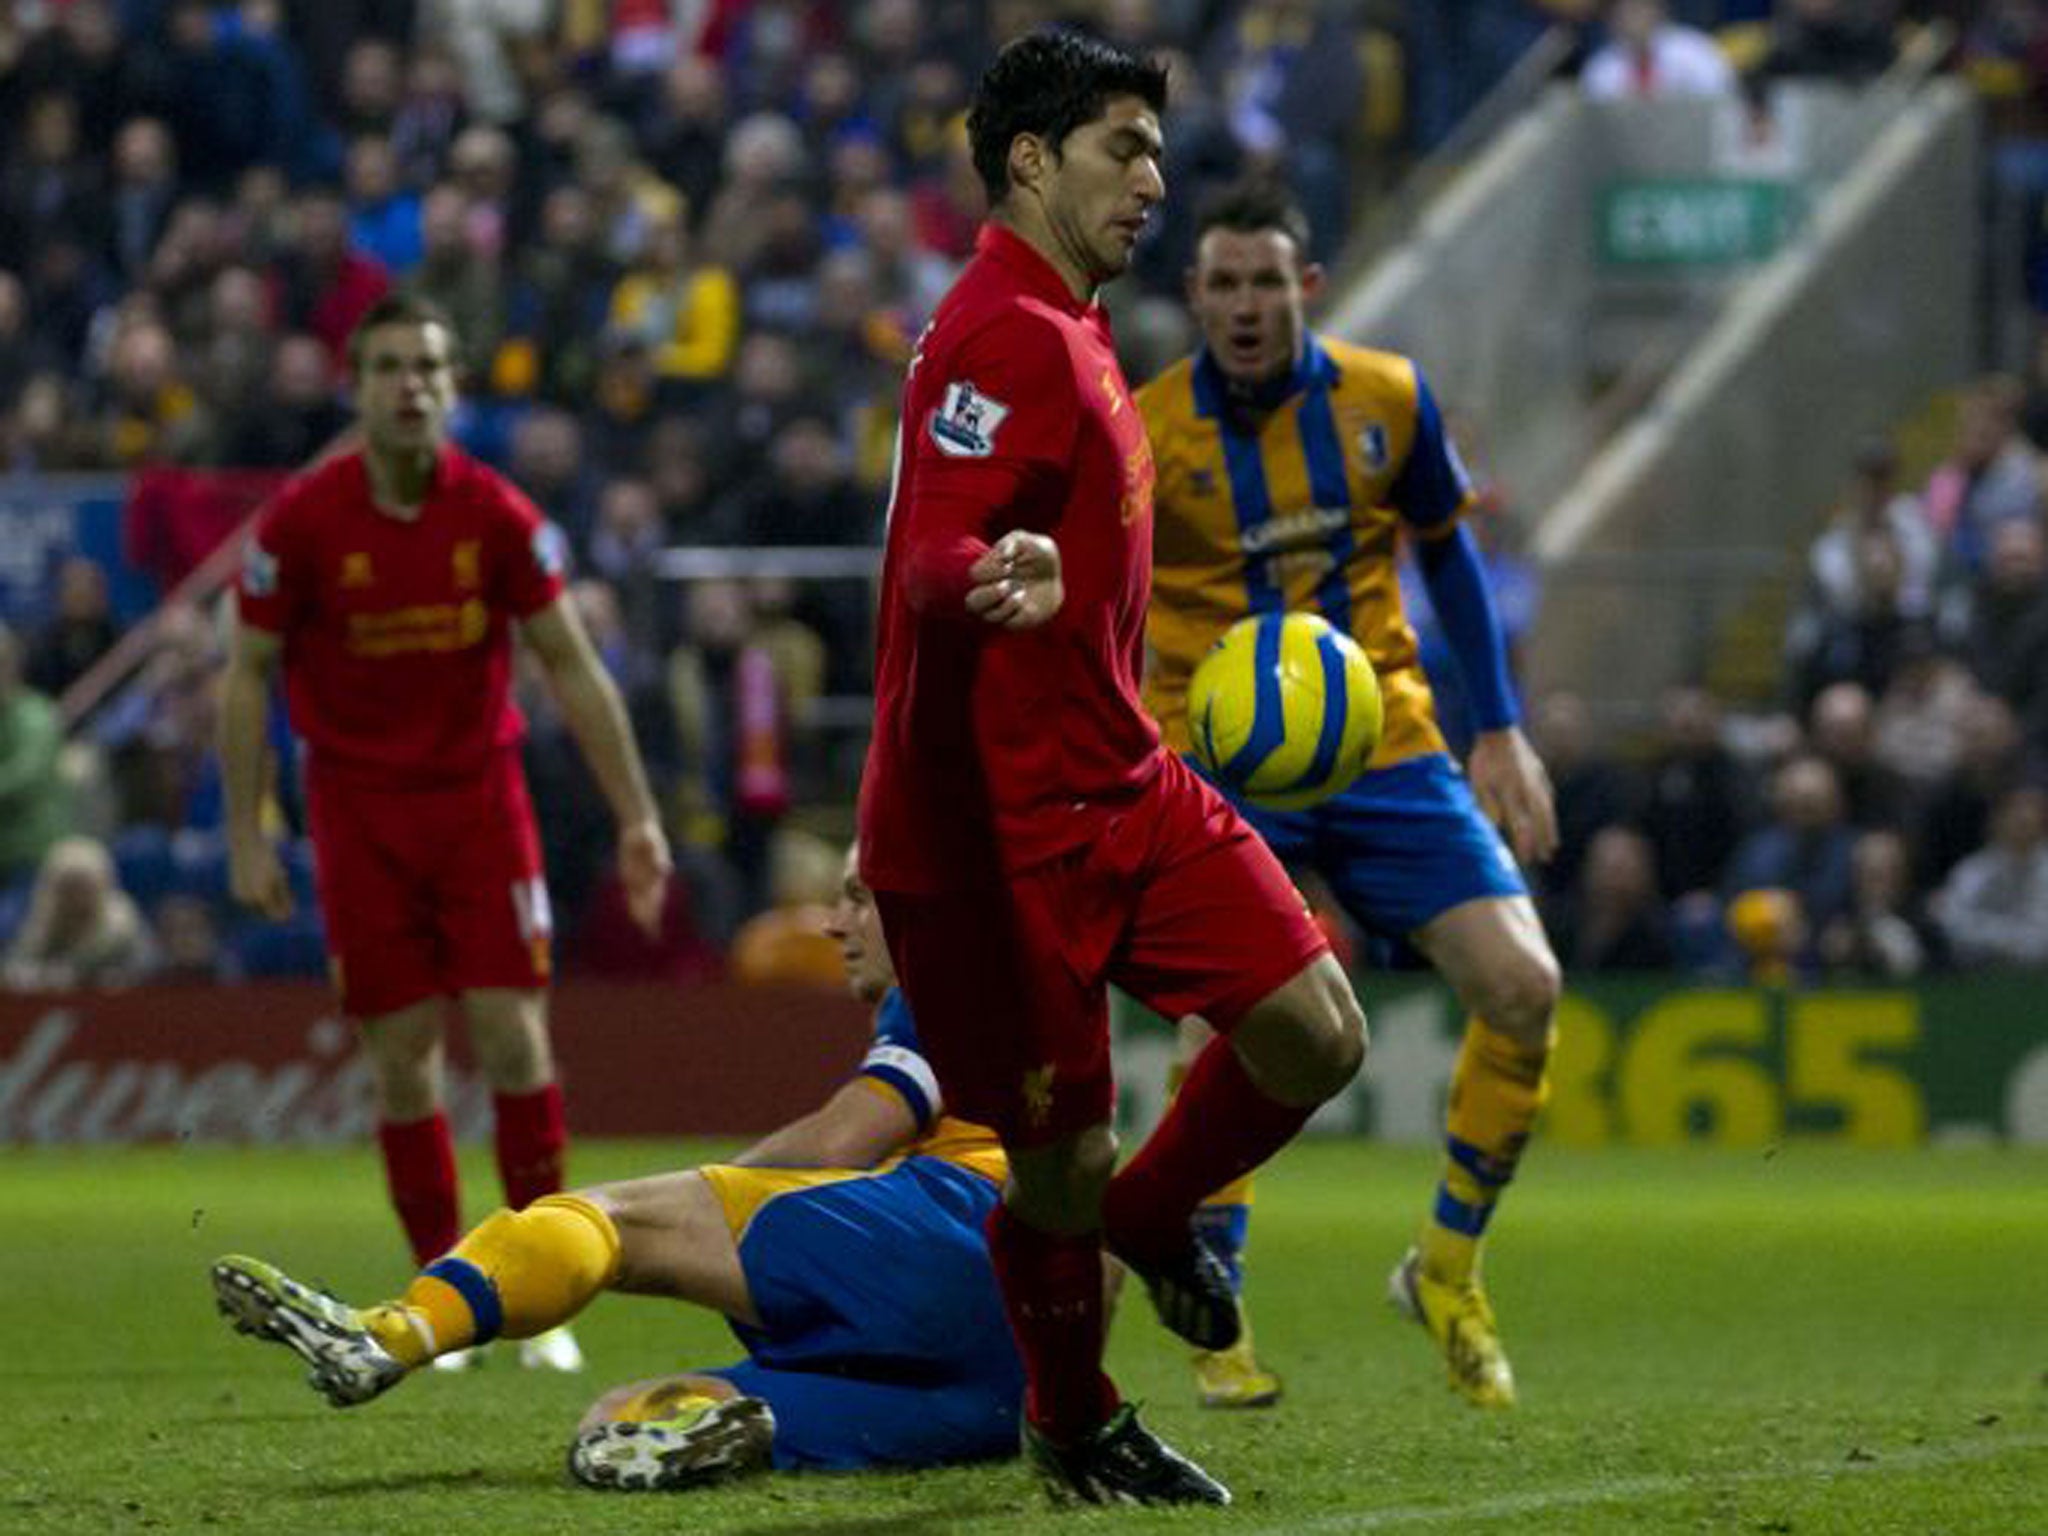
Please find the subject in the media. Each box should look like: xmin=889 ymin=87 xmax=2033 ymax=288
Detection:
xmin=235 ymin=481 xmax=312 ymax=636
xmin=484 ymin=472 xmax=570 ymax=619
xmin=898 ymin=313 xmax=1079 ymax=616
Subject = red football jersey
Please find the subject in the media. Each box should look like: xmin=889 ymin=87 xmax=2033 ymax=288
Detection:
xmin=860 ymin=225 xmax=1162 ymax=892
xmin=236 ymin=445 xmax=566 ymax=786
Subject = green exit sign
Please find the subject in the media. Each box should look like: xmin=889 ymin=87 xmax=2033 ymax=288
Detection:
xmin=1599 ymin=180 xmax=1796 ymax=267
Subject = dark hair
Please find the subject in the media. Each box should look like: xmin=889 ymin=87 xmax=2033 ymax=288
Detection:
xmin=1194 ymin=178 xmax=1313 ymax=261
xmin=346 ymin=292 xmax=457 ymax=373
xmin=967 ymin=29 xmax=1168 ymax=203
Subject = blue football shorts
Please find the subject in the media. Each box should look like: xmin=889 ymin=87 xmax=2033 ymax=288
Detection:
xmin=705 ymin=1156 xmax=1023 ymax=1471
xmin=1216 ymin=751 xmax=1528 ymax=938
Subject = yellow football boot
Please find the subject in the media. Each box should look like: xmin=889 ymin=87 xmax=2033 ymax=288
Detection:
xmin=1387 ymin=1247 xmax=1516 ymax=1408
xmin=1193 ymin=1327 xmax=1283 ymax=1410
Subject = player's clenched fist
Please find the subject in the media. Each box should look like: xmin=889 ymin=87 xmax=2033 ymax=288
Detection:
xmin=618 ymin=818 xmax=674 ymax=937
xmin=228 ymin=835 xmax=295 ymax=920
xmin=966 ymin=530 xmax=1063 ymax=630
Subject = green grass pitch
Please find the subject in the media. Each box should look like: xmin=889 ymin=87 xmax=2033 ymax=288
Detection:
xmin=5 ymin=1140 xmax=2045 ymax=1534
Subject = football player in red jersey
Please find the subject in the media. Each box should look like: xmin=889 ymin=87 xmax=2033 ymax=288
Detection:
xmin=220 ymin=294 xmax=672 ymax=1373
xmin=858 ymin=30 xmax=1366 ymax=1507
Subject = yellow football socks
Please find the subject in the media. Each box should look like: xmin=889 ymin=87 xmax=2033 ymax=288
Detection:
xmin=363 ymin=1194 xmax=622 ymax=1368
xmin=1419 ymin=1021 xmax=1552 ymax=1286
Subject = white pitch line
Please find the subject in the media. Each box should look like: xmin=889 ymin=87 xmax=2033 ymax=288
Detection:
xmin=1232 ymin=1431 xmax=2048 ymax=1534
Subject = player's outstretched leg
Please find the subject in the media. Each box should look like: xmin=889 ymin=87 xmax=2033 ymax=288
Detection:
xmin=1024 ymin=1403 xmax=1231 ymax=1506
xmin=568 ymin=1396 xmax=776 ymax=1491
xmin=211 ymin=1255 xmax=408 ymax=1407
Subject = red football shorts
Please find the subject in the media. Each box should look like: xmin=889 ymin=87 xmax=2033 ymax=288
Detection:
xmin=875 ymin=753 xmax=1329 ymax=1147
xmin=305 ymin=750 xmax=552 ymax=1017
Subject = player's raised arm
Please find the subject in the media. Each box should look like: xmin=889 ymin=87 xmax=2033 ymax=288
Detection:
xmin=218 ymin=614 xmax=293 ymax=920
xmin=520 ymin=592 xmax=672 ymax=933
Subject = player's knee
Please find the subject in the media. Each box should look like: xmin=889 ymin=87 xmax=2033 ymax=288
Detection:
xmin=1234 ymin=957 xmax=1366 ymax=1105
xmin=1476 ymin=950 xmax=1562 ymax=1047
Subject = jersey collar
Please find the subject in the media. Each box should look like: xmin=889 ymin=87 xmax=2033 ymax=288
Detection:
xmin=1192 ymin=335 xmax=1339 ymax=419
xmin=977 ymin=223 xmax=1092 ymax=318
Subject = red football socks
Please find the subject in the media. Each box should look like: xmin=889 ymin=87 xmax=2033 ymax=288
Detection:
xmin=985 ymin=1202 xmax=1119 ymax=1444
xmin=378 ymin=1112 xmax=460 ymax=1266
xmin=492 ymin=1084 xmax=568 ymax=1210
xmin=1103 ymin=1035 xmax=1312 ymax=1265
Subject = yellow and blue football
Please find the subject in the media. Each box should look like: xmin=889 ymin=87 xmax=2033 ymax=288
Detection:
xmin=1187 ymin=612 xmax=1383 ymax=811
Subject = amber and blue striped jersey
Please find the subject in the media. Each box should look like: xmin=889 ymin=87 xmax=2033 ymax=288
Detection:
xmin=1139 ymin=335 xmax=1475 ymax=766
xmin=700 ymin=987 xmax=1006 ymax=1240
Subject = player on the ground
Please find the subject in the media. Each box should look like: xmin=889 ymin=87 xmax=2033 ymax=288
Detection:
xmin=219 ymin=293 xmax=673 ymax=1373
xmin=859 ymin=32 xmax=1366 ymax=1506
xmin=1138 ymin=179 xmax=1561 ymax=1409
xmin=212 ymin=844 xmax=1027 ymax=1486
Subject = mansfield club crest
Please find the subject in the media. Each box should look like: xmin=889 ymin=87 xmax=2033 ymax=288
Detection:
xmin=930 ymin=381 xmax=1011 ymax=458
xmin=1358 ymin=422 xmax=1389 ymax=472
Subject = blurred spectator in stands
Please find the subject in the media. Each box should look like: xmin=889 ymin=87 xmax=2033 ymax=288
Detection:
xmin=1807 ymin=680 xmax=1910 ymax=831
xmin=1725 ymin=752 xmax=1856 ymax=963
xmin=1807 ymin=438 xmax=1940 ymax=624
xmin=605 ymin=210 xmax=741 ymax=403
xmin=1871 ymin=635 xmax=1981 ymax=801
xmin=1818 ymin=827 xmax=1943 ymax=980
xmin=1527 ymin=689 xmax=1632 ymax=902
xmin=392 ymin=45 xmax=467 ymax=189
xmin=93 ymin=600 xmax=222 ymax=834
xmin=1786 ymin=525 xmax=1922 ymax=711
xmin=0 ymin=92 xmax=108 ymax=277
xmin=0 ymin=623 xmax=71 ymax=885
xmin=1922 ymin=375 xmax=2045 ymax=576
xmin=668 ymin=576 xmax=819 ymax=917
xmin=345 ymin=134 xmax=424 ymax=276
xmin=1545 ymin=824 xmax=1676 ymax=972
xmin=506 ymin=407 xmax=599 ymax=547
xmin=8 ymin=0 xmax=131 ymax=158
xmin=588 ymin=476 xmax=671 ymax=651
xmin=445 ymin=124 xmax=520 ymax=259
xmin=226 ymin=164 xmax=293 ymax=270
xmin=153 ymin=0 xmax=330 ymax=192
xmin=225 ymin=332 xmax=350 ymax=468
xmin=644 ymin=54 xmax=730 ymax=222
xmin=740 ymin=187 xmax=828 ymax=331
xmin=1582 ymin=0 xmax=1737 ymax=99
xmin=702 ymin=111 xmax=810 ymax=274
xmin=24 ymin=224 xmax=109 ymax=375
xmin=582 ymin=332 xmax=664 ymax=472
xmin=26 ymin=557 xmax=122 ymax=703
xmin=647 ymin=415 xmax=718 ymax=533
xmin=709 ymin=411 xmax=874 ymax=688
xmin=1200 ymin=0 xmax=1363 ymax=259
xmin=708 ymin=328 xmax=807 ymax=491
xmin=329 ymin=35 xmax=405 ymax=138
xmin=793 ymin=48 xmax=878 ymax=169
xmin=5 ymin=373 xmax=85 ymax=472
xmin=271 ymin=184 xmax=392 ymax=367
xmin=1 ymin=835 xmax=157 ymax=990
xmin=727 ymin=827 xmax=846 ymax=986
xmin=818 ymin=127 xmax=895 ymax=252
xmin=94 ymin=315 xmax=204 ymax=467
xmin=419 ymin=0 xmax=552 ymax=125
xmin=151 ymin=890 xmax=233 ymax=983
xmin=1637 ymin=683 xmax=1752 ymax=902
xmin=1950 ymin=513 xmax=2048 ymax=726
xmin=407 ymin=181 xmax=504 ymax=382
xmin=856 ymin=183 xmax=956 ymax=335
xmin=577 ymin=113 xmax=687 ymax=269
xmin=710 ymin=0 xmax=839 ymax=115
xmin=107 ymin=117 xmax=179 ymax=286
xmin=1915 ymin=691 xmax=2031 ymax=891
xmin=1749 ymin=0 xmax=1897 ymax=90
xmin=500 ymin=184 xmax=616 ymax=407
xmin=1930 ymin=783 xmax=2048 ymax=967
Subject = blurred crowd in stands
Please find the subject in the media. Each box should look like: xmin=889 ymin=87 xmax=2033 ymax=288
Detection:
xmin=1 ymin=0 xmax=2046 ymax=993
